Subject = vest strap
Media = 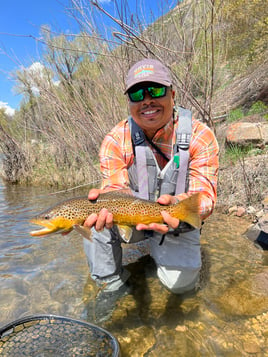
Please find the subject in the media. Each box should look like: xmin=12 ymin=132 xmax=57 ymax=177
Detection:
xmin=175 ymin=149 xmax=189 ymax=194
xmin=135 ymin=146 xmax=149 ymax=199
xmin=128 ymin=107 xmax=192 ymax=198
xmin=175 ymin=107 xmax=192 ymax=194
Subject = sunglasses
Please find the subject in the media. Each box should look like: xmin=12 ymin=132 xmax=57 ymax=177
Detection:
xmin=128 ymin=85 xmax=168 ymax=102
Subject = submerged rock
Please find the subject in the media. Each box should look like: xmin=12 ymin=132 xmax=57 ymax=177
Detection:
xmin=214 ymin=270 xmax=268 ymax=317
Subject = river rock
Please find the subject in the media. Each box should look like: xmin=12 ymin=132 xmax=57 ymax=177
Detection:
xmin=246 ymin=206 xmax=256 ymax=215
xmin=245 ymin=196 xmax=268 ymax=249
xmin=258 ymin=212 xmax=268 ymax=233
xmin=117 ymin=325 xmax=156 ymax=356
xmin=245 ymin=212 xmax=268 ymax=237
xmin=228 ymin=205 xmax=246 ymax=217
xmin=263 ymin=196 xmax=268 ymax=211
xmin=245 ymin=224 xmax=261 ymax=242
xmin=228 ymin=206 xmax=238 ymax=214
xmin=236 ymin=206 xmax=246 ymax=217
xmin=214 ymin=270 xmax=268 ymax=317
xmin=225 ymin=122 xmax=268 ymax=147
xmin=255 ymin=209 xmax=264 ymax=219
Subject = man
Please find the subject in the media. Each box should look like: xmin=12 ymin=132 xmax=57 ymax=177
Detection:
xmin=83 ymin=58 xmax=219 ymax=318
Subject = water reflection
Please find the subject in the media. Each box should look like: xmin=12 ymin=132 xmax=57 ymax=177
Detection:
xmin=0 ymin=178 xmax=267 ymax=356
xmin=0 ymin=179 xmax=89 ymax=325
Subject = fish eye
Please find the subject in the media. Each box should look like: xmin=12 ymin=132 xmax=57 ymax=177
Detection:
xmin=44 ymin=215 xmax=50 ymax=220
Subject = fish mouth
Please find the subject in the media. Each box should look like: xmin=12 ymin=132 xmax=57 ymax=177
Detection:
xmin=30 ymin=226 xmax=72 ymax=237
xmin=30 ymin=227 xmax=57 ymax=236
xmin=29 ymin=219 xmax=68 ymax=237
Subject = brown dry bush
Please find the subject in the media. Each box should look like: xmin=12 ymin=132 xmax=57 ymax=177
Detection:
xmin=2 ymin=0 xmax=265 ymax=190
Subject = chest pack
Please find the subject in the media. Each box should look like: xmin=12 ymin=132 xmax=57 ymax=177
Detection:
xmin=127 ymin=106 xmax=192 ymax=201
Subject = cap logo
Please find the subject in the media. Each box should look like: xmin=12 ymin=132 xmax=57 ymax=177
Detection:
xmin=134 ymin=64 xmax=154 ymax=79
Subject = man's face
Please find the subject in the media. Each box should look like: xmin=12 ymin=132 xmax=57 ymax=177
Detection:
xmin=128 ymin=82 xmax=175 ymax=139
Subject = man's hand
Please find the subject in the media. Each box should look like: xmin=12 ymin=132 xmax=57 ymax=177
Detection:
xmin=136 ymin=194 xmax=180 ymax=234
xmin=83 ymin=188 xmax=114 ymax=231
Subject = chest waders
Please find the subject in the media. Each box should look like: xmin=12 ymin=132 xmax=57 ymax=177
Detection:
xmin=82 ymin=107 xmax=201 ymax=291
xmin=127 ymin=107 xmax=194 ymax=243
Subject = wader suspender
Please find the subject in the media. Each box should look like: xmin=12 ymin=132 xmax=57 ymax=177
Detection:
xmin=175 ymin=107 xmax=192 ymax=194
xmin=129 ymin=120 xmax=150 ymax=199
xmin=128 ymin=106 xmax=192 ymax=199
xmin=128 ymin=108 xmax=192 ymax=245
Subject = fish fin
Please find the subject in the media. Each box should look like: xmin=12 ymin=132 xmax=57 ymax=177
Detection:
xmin=178 ymin=193 xmax=202 ymax=229
xmin=73 ymin=225 xmax=92 ymax=241
xmin=61 ymin=228 xmax=73 ymax=236
xmin=117 ymin=225 xmax=133 ymax=243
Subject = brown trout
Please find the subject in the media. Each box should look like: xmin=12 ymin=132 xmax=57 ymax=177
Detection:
xmin=30 ymin=191 xmax=201 ymax=241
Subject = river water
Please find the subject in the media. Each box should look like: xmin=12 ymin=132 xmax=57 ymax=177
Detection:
xmin=0 ymin=177 xmax=267 ymax=356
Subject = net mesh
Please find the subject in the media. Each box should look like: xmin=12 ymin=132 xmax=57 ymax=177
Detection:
xmin=0 ymin=315 xmax=120 ymax=357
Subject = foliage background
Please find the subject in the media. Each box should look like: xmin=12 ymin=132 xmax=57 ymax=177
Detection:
xmin=0 ymin=0 xmax=267 ymax=188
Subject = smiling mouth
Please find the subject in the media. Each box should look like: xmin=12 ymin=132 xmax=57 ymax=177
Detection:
xmin=142 ymin=109 xmax=159 ymax=115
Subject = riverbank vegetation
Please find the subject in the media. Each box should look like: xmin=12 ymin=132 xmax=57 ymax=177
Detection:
xmin=0 ymin=0 xmax=267 ymax=205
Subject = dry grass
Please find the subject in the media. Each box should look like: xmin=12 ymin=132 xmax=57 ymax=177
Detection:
xmin=217 ymin=152 xmax=268 ymax=209
xmin=0 ymin=0 xmax=267 ymax=194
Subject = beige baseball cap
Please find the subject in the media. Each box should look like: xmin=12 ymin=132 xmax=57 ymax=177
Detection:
xmin=125 ymin=58 xmax=172 ymax=93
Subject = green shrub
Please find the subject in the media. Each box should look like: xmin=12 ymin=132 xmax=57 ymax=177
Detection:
xmin=227 ymin=108 xmax=244 ymax=122
xmin=247 ymin=101 xmax=268 ymax=119
xmin=221 ymin=144 xmax=253 ymax=165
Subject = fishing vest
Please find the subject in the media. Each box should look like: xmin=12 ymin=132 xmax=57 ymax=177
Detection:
xmin=127 ymin=106 xmax=192 ymax=202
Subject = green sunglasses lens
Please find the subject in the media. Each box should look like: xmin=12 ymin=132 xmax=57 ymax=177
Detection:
xmin=129 ymin=89 xmax=145 ymax=102
xmin=128 ymin=86 xmax=167 ymax=102
xmin=148 ymin=86 xmax=166 ymax=98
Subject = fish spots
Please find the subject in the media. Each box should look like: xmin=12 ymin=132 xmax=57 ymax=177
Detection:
xmin=30 ymin=192 xmax=201 ymax=236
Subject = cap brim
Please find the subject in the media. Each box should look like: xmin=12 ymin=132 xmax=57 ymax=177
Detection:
xmin=124 ymin=79 xmax=172 ymax=94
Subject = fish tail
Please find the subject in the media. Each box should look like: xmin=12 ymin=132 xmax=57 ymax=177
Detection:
xmin=175 ymin=193 xmax=202 ymax=229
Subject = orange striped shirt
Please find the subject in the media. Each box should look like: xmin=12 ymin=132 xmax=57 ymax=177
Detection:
xmin=99 ymin=115 xmax=219 ymax=219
